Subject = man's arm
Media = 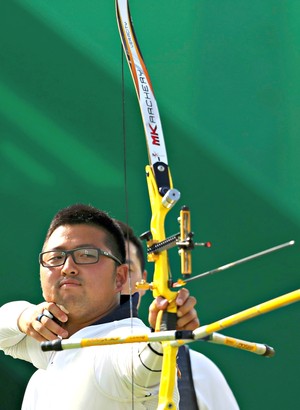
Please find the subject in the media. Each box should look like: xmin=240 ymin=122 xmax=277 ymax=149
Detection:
xmin=0 ymin=301 xmax=33 ymax=348
xmin=0 ymin=301 xmax=60 ymax=368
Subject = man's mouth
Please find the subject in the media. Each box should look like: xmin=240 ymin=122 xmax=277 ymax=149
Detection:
xmin=59 ymin=279 xmax=81 ymax=288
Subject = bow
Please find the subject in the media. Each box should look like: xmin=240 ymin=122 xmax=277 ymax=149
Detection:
xmin=115 ymin=0 xmax=188 ymax=407
xmin=113 ymin=1 xmax=300 ymax=409
xmin=114 ymin=2 xmax=300 ymax=408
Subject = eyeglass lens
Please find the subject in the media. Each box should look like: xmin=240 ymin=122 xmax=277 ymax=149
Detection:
xmin=41 ymin=248 xmax=99 ymax=267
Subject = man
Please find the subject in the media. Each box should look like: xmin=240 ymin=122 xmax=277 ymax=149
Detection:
xmin=0 ymin=204 xmax=198 ymax=409
xmin=118 ymin=220 xmax=239 ymax=410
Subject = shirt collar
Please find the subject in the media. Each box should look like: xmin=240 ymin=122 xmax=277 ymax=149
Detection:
xmin=91 ymin=292 xmax=140 ymax=326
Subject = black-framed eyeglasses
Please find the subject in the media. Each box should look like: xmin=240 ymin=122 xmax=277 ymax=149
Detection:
xmin=39 ymin=247 xmax=122 ymax=267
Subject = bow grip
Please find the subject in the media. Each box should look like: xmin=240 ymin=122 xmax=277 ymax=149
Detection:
xmin=155 ymin=299 xmax=178 ymax=332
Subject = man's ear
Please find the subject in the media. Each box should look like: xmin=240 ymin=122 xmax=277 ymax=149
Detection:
xmin=115 ymin=264 xmax=128 ymax=292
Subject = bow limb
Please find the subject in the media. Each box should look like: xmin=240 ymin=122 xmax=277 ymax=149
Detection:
xmin=115 ymin=1 xmax=180 ymax=408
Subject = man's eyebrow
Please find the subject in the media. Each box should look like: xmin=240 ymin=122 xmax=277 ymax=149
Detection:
xmin=74 ymin=244 xmax=98 ymax=248
xmin=45 ymin=244 xmax=97 ymax=251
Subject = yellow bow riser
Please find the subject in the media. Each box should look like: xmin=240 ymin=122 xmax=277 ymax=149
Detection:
xmin=145 ymin=164 xmax=179 ymax=409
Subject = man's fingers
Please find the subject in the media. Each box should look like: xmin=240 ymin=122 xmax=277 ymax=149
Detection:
xmin=149 ymin=297 xmax=168 ymax=314
xmin=176 ymin=316 xmax=200 ymax=331
xmin=176 ymin=288 xmax=190 ymax=306
xmin=18 ymin=302 xmax=70 ymax=341
xmin=176 ymin=307 xmax=200 ymax=329
xmin=177 ymin=295 xmax=197 ymax=317
xmin=155 ymin=297 xmax=169 ymax=310
xmin=34 ymin=315 xmax=68 ymax=339
xmin=175 ymin=289 xmax=199 ymax=330
xmin=45 ymin=302 xmax=69 ymax=323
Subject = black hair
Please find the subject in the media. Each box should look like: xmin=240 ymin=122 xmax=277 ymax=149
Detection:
xmin=44 ymin=204 xmax=126 ymax=264
xmin=115 ymin=220 xmax=145 ymax=272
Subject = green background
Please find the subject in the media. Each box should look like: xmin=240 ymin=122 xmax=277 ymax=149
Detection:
xmin=0 ymin=1 xmax=299 ymax=408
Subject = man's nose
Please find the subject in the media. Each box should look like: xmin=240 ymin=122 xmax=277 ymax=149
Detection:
xmin=61 ymin=254 xmax=79 ymax=275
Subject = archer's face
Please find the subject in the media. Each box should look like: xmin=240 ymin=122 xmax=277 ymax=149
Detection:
xmin=40 ymin=224 xmax=127 ymax=322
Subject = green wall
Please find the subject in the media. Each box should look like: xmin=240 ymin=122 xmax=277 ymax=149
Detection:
xmin=0 ymin=1 xmax=299 ymax=408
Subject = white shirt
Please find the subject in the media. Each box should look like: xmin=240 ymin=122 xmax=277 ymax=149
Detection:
xmin=0 ymin=301 xmax=179 ymax=410
xmin=24 ymin=347 xmax=239 ymax=410
xmin=189 ymin=348 xmax=239 ymax=409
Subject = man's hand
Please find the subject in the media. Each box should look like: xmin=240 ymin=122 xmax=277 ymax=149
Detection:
xmin=18 ymin=302 xmax=69 ymax=342
xmin=148 ymin=288 xmax=200 ymax=331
